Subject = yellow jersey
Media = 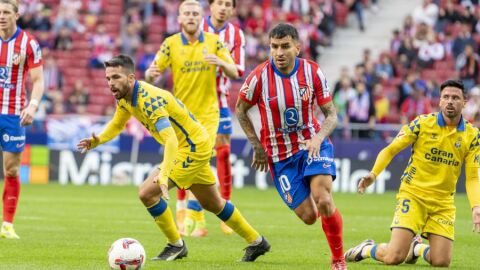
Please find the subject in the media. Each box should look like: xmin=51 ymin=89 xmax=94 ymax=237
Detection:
xmin=374 ymin=112 xmax=480 ymax=200
xmin=98 ymin=81 xmax=209 ymax=152
xmin=154 ymin=31 xmax=234 ymax=121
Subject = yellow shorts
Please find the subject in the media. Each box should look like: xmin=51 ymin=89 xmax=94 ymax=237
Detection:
xmin=390 ymin=191 xmax=456 ymax=240
xmin=166 ymin=144 xmax=216 ymax=189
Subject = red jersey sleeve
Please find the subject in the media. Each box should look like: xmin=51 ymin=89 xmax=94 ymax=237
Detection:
xmin=239 ymin=68 xmax=262 ymax=105
xmin=26 ymin=37 xmax=43 ymax=69
xmin=312 ymin=65 xmax=332 ymax=106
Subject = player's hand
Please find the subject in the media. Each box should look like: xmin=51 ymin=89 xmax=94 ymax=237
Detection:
xmin=77 ymin=133 xmax=100 ymax=154
xmin=472 ymin=206 xmax=480 ymax=233
xmin=204 ymin=54 xmax=224 ymax=67
xmin=358 ymin=172 xmax=376 ymax=194
xmin=252 ymin=145 xmax=268 ymax=172
xmin=153 ymin=175 xmax=170 ymax=200
xmin=299 ymin=135 xmax=323 ymax=159
xmin=145 ymin=62 xmax=161 ymax=82
xmin=20 ymin=104 xmax=37 ymax=126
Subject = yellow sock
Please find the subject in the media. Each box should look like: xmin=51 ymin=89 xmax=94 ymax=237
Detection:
xmin=147 ymin=199 xmax=181 ymax=244
xmin=362 ymin=245 xmax=374 ymax=259
xmin=217 ymin=201 xmax=260 ymax=243
xmin=416 ymin=244 xmax=430 ymax=262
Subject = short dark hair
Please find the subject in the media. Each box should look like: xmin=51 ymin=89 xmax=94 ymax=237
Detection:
xmin=208 ymin=0 xmax=236 ymax=7
xmin=104 ymin=54 xmax=135 ymax=74
xmin=0 ymin=0 xmax=18 ymax=13
xmin=269 ymin=23 xmax=299 ymax=41
xmin=440 ymin=79 xmax=466 ymax=96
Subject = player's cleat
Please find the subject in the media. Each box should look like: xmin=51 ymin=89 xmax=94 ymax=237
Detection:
xmin=344 ymin=239 xmax=374 ymax=262
xmin=405 ymin=236 xmax=422 ymax=264
xmin=181 ymin=217 xmax=195 ymax=236
xmin=152 ymin=242 xmax=188 ymax=261
xmin=240 ymin=236 xmax=271 ymax=262
xmin=190 ymin=220 xmax=208 ymax=237
xmin=0 ymin=223 xmax=20 ymax=239
xmin=220 ymin=221 xmax=233 ymax=235
xmin=176 ymin=208 xmax=186 ymax=232
xmin=331 ymin=258 xmax=348 ymax=270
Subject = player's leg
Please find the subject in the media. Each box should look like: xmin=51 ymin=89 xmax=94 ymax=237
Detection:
xmin=176 ymin=188 xmax=187 ymax=233
xmin=427 ymin=234 xmax=452 ymax=267
xmin=1 ymin=151 xmax=22 ymax=239
xmin=189 ymin=182 xmax=270 ymax=261
xmin=216 ymin=108 xmax=233 ymax=234
xmin=138 ymin=167 xmax=187 ymax=261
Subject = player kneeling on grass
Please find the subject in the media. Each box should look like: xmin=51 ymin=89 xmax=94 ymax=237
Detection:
xmin=345 ymin=79 xmax=480 ymax=267
xmin=77 ymin=54 xmax=270 ymax=262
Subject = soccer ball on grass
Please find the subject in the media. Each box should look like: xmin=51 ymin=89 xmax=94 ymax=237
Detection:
xmin=108 ymin=238 xmax=146 ymax=270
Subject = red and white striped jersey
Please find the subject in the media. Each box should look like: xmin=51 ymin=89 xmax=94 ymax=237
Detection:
xmin=0 ymin=28 xmax=43 ymax=115
xmin=202 ymin=16 xmax=245 ymax=109
xmin=239 ymin=58 xmax=332 ymax=162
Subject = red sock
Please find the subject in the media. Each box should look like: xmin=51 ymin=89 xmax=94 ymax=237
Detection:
xmin=321 ymin=208 xmax=344 ymax=261
xmin=3 ymin=176 xmax=20 ymax=223
xmin=216 ymin=144 xmax=232 ymax=200
xmin=177 ymin=189 xmax=186 ymax=201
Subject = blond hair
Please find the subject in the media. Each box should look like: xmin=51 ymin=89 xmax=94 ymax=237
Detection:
xmin=0 ymin=0 xmax=18 ymax=13
xmin=179 ymin=0 xmax=202 ymax=13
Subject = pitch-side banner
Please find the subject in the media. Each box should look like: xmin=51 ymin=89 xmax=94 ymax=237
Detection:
xmin=47 ymin=149 xmax=469 ymax=193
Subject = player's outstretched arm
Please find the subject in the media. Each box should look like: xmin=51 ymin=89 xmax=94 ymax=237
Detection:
xmin=21 ymin=65 xmax=44 ymax=126
xmin=236 ymin=98 xmax=268 ymax=172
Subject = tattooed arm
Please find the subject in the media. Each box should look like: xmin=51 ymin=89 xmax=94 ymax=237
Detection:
xmin=235 ymin=98 xmax=269 ymax=172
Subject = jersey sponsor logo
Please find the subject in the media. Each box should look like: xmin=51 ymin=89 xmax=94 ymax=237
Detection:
xmin=436 ymin=217 xmax=454 ymax=227
xmin=323 ymin=163 xmax=331 ymax=168
xmin=276 ymin=123 xmax=310 ymax=133
xmin=3 ymin=135 xmax=25 ymax=142
xmin=424 ymin=147 xmax=460 ymax=166
xmin=306 ymin=156 xmax=334 ymax=165
xmin=16 ymin=143 xmax=25 ymax=148
xmin=2 ymin=134 xmax=9 ymax=142
xmin=299 ymin=85 xmax=312 ymax=101
xmin=0 ymin=66 xmax=10 ymax=80
xmin=284 ymin=107 xmax=299 ymax=127
xmin=222 ymin=124 xmax=232 ymax=130
xmin=180 ymin=60 xmax=211 ymax=73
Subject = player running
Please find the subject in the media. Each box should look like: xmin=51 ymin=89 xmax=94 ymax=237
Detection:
xmin=0 ymin=0 xmax=44 ymax=239
xmin=345 ymin=79 xmax=480 ymax=267
xmin=236 ymin=23 xmax=347 ymax=270
xmin=77 ymin=54 xmax=270 ymax=262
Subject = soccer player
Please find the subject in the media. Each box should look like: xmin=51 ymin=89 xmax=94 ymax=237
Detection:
xmin=345 ymin=79 xmax=480 ymax=267
xmin=0 ymin=0 xmax=44 ymax=239
xmin=77 ymin=54 xmax=270 ymax=262
xmin=145 ymin=0 xmax=238 ymax=237
xmin=201 ymin=0 xmax=246 ymax=235
xmin=236 ymin=23 xmax=347 ymax=270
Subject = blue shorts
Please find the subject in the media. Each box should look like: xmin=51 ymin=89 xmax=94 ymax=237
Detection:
xmin=271 ymin=140 xmax=336 ymax=210
xmin=217 ymin=107 xmax=232 ymax=135
xmin=0 ymin=115 xmax=26 ymax=153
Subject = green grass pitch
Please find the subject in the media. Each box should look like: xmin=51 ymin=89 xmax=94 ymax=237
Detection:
xmin=0 ymin=184 xmax=478 ymax=269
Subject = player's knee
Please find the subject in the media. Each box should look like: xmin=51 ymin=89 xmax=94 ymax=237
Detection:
xmin=431 ymin=258 xmax=450 ymax=267
xmin=138 ymin=187 xmax=152 ymax=204
xmin=316 ymin=196 xmax=333 ymax=215
xmin=4 ymin=167 xmax=19 ymax=177
xmin=299 ymin=212 xmax=317 ymax=225
xmin=199 ymin=199 xmax=223 ymax=213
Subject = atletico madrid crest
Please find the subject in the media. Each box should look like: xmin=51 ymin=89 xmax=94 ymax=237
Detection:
xmin=299 ymin=85 xmax=311 ymax=101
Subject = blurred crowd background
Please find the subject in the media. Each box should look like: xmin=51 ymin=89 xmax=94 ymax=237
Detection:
xmin=19 ymin=0 xmax=480 ymax=140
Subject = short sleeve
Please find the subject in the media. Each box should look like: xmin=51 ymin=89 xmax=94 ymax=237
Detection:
xmin=26 ymin=38 xmax=43 ymax=68
xmin=238 ymin=70 xmax=261 ymax=105
xmin=312 ymin=66 xmax=332 ymax=106
xmin=466 ymin=128 xmax=480 ymax=168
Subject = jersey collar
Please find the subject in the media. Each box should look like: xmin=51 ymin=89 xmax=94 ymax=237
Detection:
xmin=181 ymin=31 xmax=205 ymax=45
xmin=270 ymin=57 xmax=300 ymax=78
xmin=436 ymin=111 xmax=465 ymax=131
xmin=131 ymin=80 xmax=140 ymax=107
xmin=207 ymin=16 xmax=227 ymax=33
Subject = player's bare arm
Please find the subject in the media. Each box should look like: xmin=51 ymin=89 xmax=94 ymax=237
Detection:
xmin=236 ymin=98 xmax=268 ymax=172
xmin=20 ymin=65 xmax=44 ymax=126
xmin=204 ymin=54 xmax=239 ymax=79
xmin=300 ymin=100 xmax=337 ymax=159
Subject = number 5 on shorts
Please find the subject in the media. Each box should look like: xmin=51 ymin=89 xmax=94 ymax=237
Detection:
xmin=401 ymin=199 xmax=410 ymax=213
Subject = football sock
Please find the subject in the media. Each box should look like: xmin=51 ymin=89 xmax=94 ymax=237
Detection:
xmin=362 ymin=244 xmax=378 ymax=260
xmin=216 ymin=144 xmax=232 ymax=200
xmin=3 ymin=176 xmax=20 ymax=223
xmin=415 ymin=243 xmax=430 ymax=263
xmin=177 ymin=189 xmax=186 ymax=206
xmin=321 ymin=208 xmax=344 ymax=260
xmin=216 ymin=201 xmax=260 ymax=243
xmin=187 ymin=200 xmax=205 ymax=223
xmin=147 ymin=199 xmax=181 ymax=244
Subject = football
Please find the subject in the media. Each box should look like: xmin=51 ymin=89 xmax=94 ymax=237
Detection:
xmin=108 ymin=238 xmax=146 ymax=270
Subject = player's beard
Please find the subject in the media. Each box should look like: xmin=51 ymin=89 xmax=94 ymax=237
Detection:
xmin=182 ymin=22 xmax=199 ymax=35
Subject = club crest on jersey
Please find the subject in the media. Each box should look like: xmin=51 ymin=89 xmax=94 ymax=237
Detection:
xmin=299 ymin=85 xmax=312 ymax=101
xmin=12 ymin=54 xmax=21 ymax=65
xmin=284 ymin=192 xmax=292 ymax=204
xmin=455 ymin=137 xmax=462 ymax=148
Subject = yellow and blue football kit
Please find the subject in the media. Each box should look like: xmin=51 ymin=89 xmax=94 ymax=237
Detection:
xmin=154 ymin=31 xmax=235 ymax=144
xmin=94 ymin=80 xmax=215 ymax=189
xmin=370 ymin=112 xmax=480 ymax=240
xmin=93 ymin=80 xmax=261 ymax=246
